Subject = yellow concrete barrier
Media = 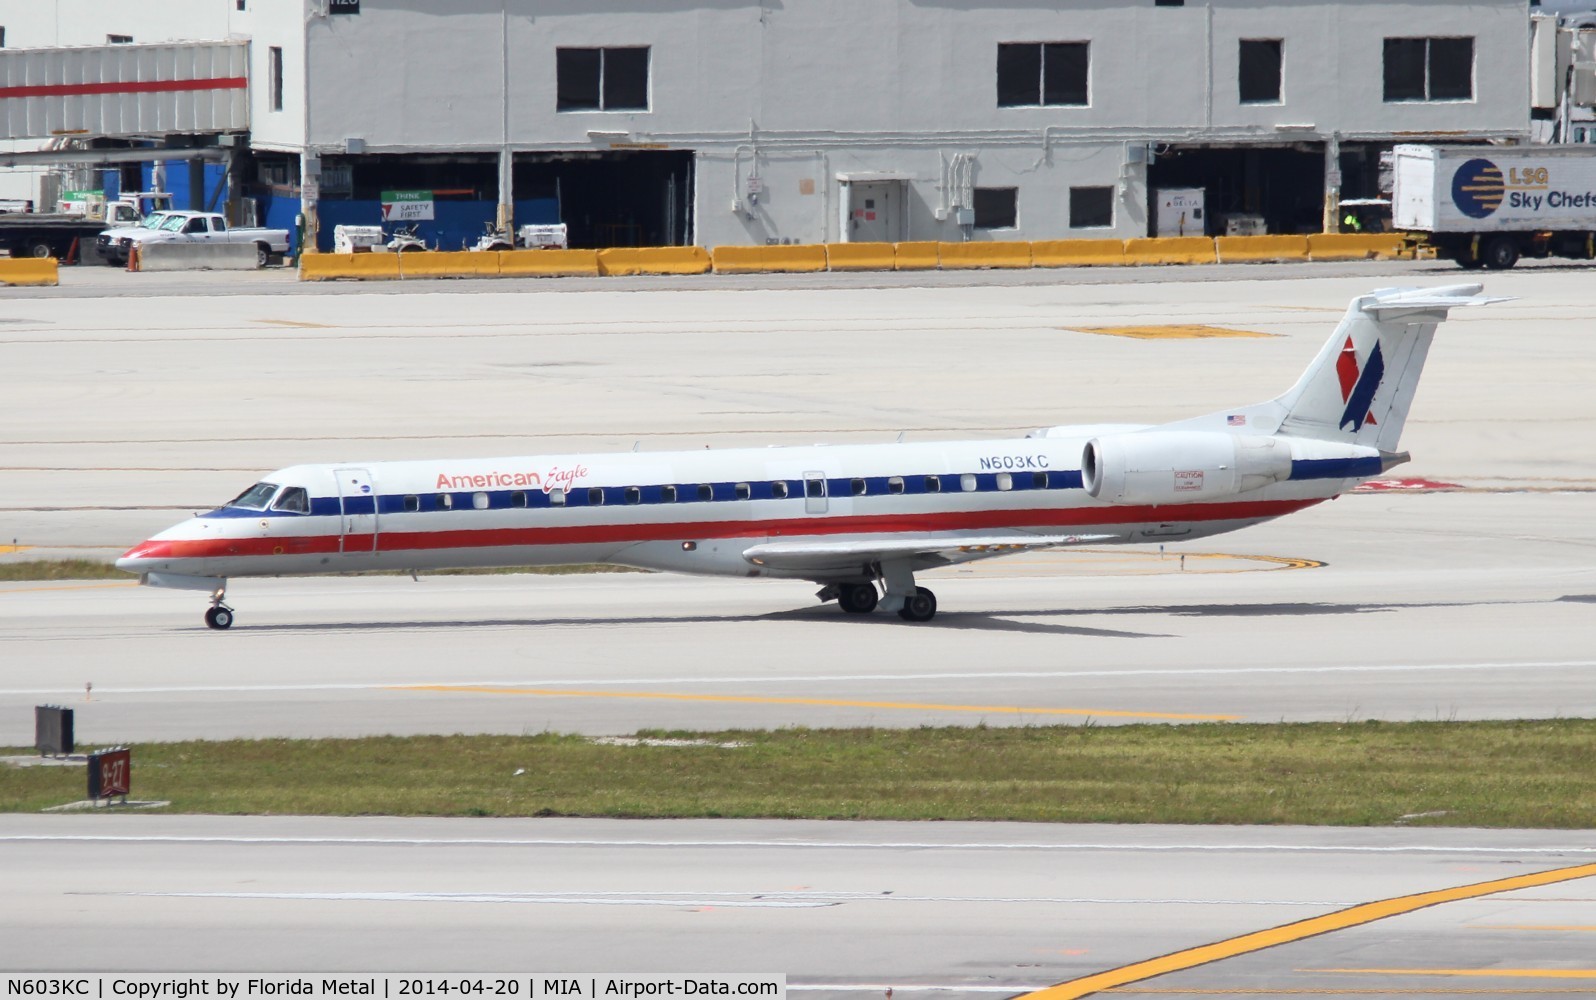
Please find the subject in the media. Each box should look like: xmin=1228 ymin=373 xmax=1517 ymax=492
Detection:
xmin=497 ymin=249 xmax=601 ymax=277
xmin=597 ymin=246 xmax=711 ymax=276
xmin=390 ymin=250 xmax=499 ymax=278
xmin=0 ymin=257 xmax=59 ymax=286
xmin=893 ymin=241 xmax=940 ymax=270
xmin=1215 ymin=235 xmax=1311 ymax=263
xmin=298 ymin=252 xmax=401 ymax=281
xmin=1123 ymin=237 xmax=1217 ymax=266
xmin=1306 ymin=233 xmax=1408 ymax=261
xmin=937 ymin=242 xmax=1033 ymax=270
xmin=711 ymin=244 xmax=828 ymax=274
xmin=1031 ymin=239 xmax=1128 ymax=268
xmin=824 ymin=242 xmax=896 ymax=271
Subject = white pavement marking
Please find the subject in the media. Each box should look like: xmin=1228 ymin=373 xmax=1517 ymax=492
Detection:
xmin=6 ymin=834 xmax=1596 ymax=854
xmin=101 ymin=890 xmax=1342 ymax=907
xmin=2 ymin=659 xmax=1593 ymax=698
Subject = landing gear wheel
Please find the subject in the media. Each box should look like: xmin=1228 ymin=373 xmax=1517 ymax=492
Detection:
xmin=1482 ymin=236 xmax=1519 ymax=270
xmin=837 ymin=582 xmax=879 ymax=614
xmin=204 ymin=606 xmax=234 ymax=630
xmin=896 ymin=587 xmax=937 ymax=622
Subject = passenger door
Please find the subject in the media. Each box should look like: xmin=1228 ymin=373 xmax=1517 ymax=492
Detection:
xmin=335 ymin=467 xmax=379 ymax=554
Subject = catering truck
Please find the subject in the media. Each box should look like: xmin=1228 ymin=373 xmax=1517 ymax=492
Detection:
xmin=1393 ymin=143 xmax=1596 ymax=269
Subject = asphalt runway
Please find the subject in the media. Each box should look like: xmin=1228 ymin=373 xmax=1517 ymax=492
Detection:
xmin=3 ymin=261 xmax=1595 ymax=995
xmin=2 ymin=814 xmax=1594 ymax=998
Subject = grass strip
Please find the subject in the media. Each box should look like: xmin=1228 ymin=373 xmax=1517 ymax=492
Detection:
xmin=0 ymin=560 xmax=642 ymax=582
xmin=5 ymin=720 xmax=1595 ymax=826
xmin=0 ymin=560 xmax=136 ymax=582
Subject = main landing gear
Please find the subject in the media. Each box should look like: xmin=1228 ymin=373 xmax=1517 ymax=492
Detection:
xmin=203 ymin=582 xmax=235 ymax=630
xmin=818 ymin=560 xmax=939 ymax=622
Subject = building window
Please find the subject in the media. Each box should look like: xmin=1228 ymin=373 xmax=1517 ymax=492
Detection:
xmin=557 ymin=47 xmax=650 ymax=112
xmin=107 ymin=34 xmax=133 ymax=44
xmin=1383 ymin=37 xmax=1473 ymax=102
xmin=1155 ymin=0 xmax=1185 ymax=6
xmin=1069 ymin=187 xmax=1114 ymax=228
xmin=1 ymin=27 xmax=7 ymax=48
xmin=269 ymin=46 xmax=284 ymax=112
xmin=973 ymin=188 xmax=1018 ymax=229
xmin=997 ymin=42 xmax=1088 ymax=107
xmin=1239 ymin=39 xmax=1282 ymax=104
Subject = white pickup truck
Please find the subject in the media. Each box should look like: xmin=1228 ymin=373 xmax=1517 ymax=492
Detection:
xmin=102 ymin=211 xmax=292 ymax=267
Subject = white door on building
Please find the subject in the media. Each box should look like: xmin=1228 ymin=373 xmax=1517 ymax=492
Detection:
xmin=843 ymin=181 xmax=902 ymax=243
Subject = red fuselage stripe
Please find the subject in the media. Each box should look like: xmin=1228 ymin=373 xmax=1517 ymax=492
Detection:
xmin=0 ymin=77 xmax=247 ymax=99
xmin=142 ymin=499 xmax=1323 ymax=561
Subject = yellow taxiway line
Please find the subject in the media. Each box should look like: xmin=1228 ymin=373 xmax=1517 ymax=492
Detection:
xmin=392 ymin=686 xmax=1238 ymax=722
xmin=1018 ymin=863 xmax=1596 ymax=999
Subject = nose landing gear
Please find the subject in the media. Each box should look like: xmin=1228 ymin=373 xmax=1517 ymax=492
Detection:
xmin=203 ymin=583 xmax=234 ymax=630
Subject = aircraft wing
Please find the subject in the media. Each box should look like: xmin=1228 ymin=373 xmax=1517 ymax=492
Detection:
xmin=742 ymin=533 xmax=1117 ymax=574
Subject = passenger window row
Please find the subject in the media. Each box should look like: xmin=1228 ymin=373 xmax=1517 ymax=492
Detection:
xmin=387 ymin=471 xmax=1058 ymax=513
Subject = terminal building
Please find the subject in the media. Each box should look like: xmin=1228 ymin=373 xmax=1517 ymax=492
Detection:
xmin=0 ymin=0 xmax=1539 ymax=252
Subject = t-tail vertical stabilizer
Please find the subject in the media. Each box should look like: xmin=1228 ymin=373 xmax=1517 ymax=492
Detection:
xmin=1271 ymin=285 xmax=1503 ymax=451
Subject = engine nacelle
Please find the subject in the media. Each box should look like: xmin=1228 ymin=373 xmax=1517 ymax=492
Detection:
xmin=1082 ymin=431 xmax=1385 ymax=505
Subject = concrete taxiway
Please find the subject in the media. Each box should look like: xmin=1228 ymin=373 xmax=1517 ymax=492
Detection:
xmin=2 ymin=814 xmax=1594 ymax=999
xmin=2 ymin=484 xmax=1594 ymax=743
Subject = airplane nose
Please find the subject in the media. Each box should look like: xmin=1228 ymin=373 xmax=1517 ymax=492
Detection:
xmin=116 ymin=539 xmax=172 ymax=572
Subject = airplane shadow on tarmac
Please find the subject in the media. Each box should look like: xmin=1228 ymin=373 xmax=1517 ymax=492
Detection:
xmin=215 ymin=594 xmax=1558 ymax=639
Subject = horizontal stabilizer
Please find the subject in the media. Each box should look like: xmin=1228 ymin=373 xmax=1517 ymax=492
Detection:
xmin=1360 ymin=284 xmax=1512 ymax=317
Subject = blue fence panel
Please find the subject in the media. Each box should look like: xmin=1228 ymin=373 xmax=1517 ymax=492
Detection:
xmin=312 ymin=197 xmax=562 ymax=252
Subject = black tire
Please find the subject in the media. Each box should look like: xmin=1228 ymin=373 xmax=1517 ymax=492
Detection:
xmin=896 ymin=587 xmax=937 ymax=622
xmin=255 ymin=242 xmax=270 ymax=268
xmin=26 ymin=241 xmax=52 ymax=259
xmin=837 ymin=582 xmax=879 ymax=614
xmin=204 ymin=606 xmax=234 ymax=630
xmin=1482 ymin=236 xmax=1519 ymax=270
xmin=398 ymin=243 xmax=426 ymax=252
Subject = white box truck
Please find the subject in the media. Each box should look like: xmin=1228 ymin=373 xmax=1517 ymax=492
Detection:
xmin=1393 ymin=143 xmax=1596 ymax=269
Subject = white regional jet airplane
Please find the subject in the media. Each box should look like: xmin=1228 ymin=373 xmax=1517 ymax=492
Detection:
xmin=118 ymin=285 xmax=1499 ymax=629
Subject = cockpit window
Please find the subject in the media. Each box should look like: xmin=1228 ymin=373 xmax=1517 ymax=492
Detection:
xmin=271 ymin=486 xmax=310 ymax=513
xmin=227 ymin=482 xmax=280 ymax=510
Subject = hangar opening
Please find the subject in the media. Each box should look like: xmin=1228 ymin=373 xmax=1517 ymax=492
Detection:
xmin=1147 ymin=144 xmax=1325 ymax=236
xmin=514 ymin=150 xmax=694 ymax=248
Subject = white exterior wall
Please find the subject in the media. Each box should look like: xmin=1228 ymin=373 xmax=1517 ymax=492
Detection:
xmin=1 ymin=0 xmax=1531 ymax=243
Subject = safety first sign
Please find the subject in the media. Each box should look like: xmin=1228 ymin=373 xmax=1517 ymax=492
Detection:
xmin=381 ymin=190 xmax=435 ymax=221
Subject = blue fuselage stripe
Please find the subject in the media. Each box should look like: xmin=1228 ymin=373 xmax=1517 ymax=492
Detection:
xmin=210 ymin=470 xmax=1091 ymax=520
